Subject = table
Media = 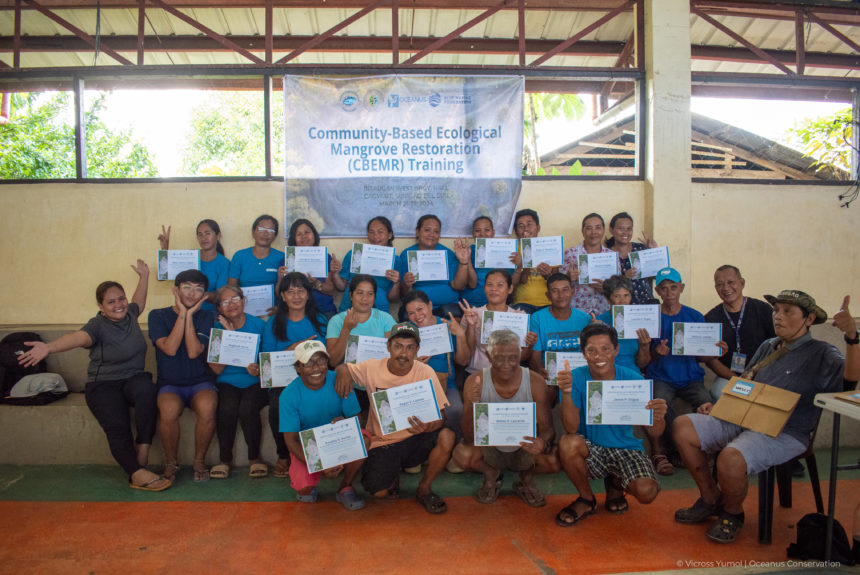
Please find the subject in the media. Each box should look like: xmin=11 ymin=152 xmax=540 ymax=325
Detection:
xmin=813 ymin=391 xmax=860 ymax=562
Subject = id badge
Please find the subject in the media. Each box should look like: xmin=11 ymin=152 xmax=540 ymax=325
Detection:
xmin=730 ymin=352 xmax=747 ymax=374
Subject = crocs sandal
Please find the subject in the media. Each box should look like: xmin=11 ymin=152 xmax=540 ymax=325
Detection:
xmin=296 ymin=487 xmax=318 ymax=503
xmin=336 ymin=487 xmax=366 ymax=511
xmin=706 ymin=512 xmax=744 ymax=544
xmin=474 ymin=473 xmax=503 ymax=504
xmin=273 ymin=458 xmax=290 ymax=478
xmin=675 ymin=496 xmax=722 ymax=524
xmin=129 ymin=476 xmax=171 ymax=492
xmin=555 ymin=496 xmax=597 ymax=527
xmin=603 ymin=476 xmax=628 ymax=514
xmin=249 ymin=462 xmax=268 ymax=478
xmin=652 ymin=454 xmax=674 ymax=476
xmin=416 ymin=492 xmax=447 ymax=514
xmin=210 ymin=463 xmax=231 ymax=479
xmin=513 ymin=480 xmax=546 ymax=508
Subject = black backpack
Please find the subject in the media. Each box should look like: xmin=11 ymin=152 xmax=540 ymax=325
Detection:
xmin=0 ymin=332 xmax=47 ymax=398
xmin=787 ymin=512 xmax=855 ymax=565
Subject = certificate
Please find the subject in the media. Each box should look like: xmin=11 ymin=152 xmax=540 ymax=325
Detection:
xmin=156 ymin=249 xmax=200 ymax=281
xmin=345 ymin=335 xmax=389 ymax=364
xmin=417 ymin=323 xmax=453 ymax=357
xmin=671 ymin=322 xmax=723 ymax=356
xmin=628 ymin=247 xmax=670 ymax=280
xmin=474 ymin=402 xmax=536 ymax=447
xmin=612 ymin=304 xmax=661 ymax=340
xmin=259 ymin=351 xmax=298 ymax=389
xmin=207 ymin=328 xmax=259 ymax=368
xmin=300 ymin=416 xmax=367 ymax=473
xmin=480 ymin=310 xmax=529 ymax=345
xmin=474 ymin=238 xmax=517 ymax=269
xmin=544 ymin=351 xmax=588 ymax=385
xmin=349 ymin=242 xmax=395 ymax=277
xmin=577 ymin=252 xmax=619 ymax=284
xmin=520 ymin=236 xmax=563 ymax=268
xmin=407 ymin=250 xmax=449 ymax=281
xmin=242 ymin=284 xmax=274 ymax=318
xmin=285 ymin=246 xmax=328 ymax=278
xmin=585 ymin=380 xmax=653 ymax=426
xmin=372 ymin=379 xmax=442 ymax=435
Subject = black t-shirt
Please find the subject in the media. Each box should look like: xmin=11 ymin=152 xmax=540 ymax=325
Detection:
xmin=704 ymin=297 xmax=776 ymax=371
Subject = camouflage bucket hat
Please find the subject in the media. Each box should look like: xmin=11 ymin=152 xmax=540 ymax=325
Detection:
xmin=764 ymin=290 xmax=827 ymax=324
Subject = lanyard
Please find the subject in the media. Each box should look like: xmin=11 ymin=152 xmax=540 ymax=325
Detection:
xmin=722 ymin=297 xmax=747 ymax=353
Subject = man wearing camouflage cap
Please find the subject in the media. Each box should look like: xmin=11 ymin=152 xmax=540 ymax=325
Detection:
xmin=673 ymin=290 xmax=858 ymax=544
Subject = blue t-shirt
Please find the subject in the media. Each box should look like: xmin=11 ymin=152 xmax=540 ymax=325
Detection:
xmin=327 ymin=308 xmax=396 ymax=340
xmin=261 ymin=313 xmax=328 ymax=353
xmin=278 ymin=371 xmax=361 ymax=432
xmin=214 ymin=313 xmax=266 ymax=388
xmin=398 ymin=244 xmax=460 ymax=306
xmin=200 ymin=253 xmax=231 ymax=312
xmin=532 ymin=306 xmax=591 ymax=352
xmin=148 ymin=307 xmax=215 ymax=386
xmin=459 ymin=244 xmax=491 ymax=307
xmin=228 ymin=246 xmax=285 ymax=287
xmin=645 ymin=305 xmax=706 ymax=387
xmin=569 ymin=364 xmax=645 ymax=451
xmin=338 ymin=248 xmax=395 ymax=313
xmin=596 ymin=310 xmax=641 ymax=374
xmin=423 ymin=316 xmax=457 ymax=388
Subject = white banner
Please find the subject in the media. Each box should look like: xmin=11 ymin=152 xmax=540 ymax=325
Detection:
xmin=284 ymin=75 xmax=524 ymax=237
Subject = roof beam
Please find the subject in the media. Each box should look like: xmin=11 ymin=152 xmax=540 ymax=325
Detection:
xmin=403 ymin=0 xmax=508 ymax=64
xmin=692 ymin=128 xmax=818 ymax=180
xmin=805 ymin=11 xmax=860 ymax=54
xmin=0 ymin=0 xmax=635 ymax=9
xmin=530 ymin=0 xmax=633 ymax=66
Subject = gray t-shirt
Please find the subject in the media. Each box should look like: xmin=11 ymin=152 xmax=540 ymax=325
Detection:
xmin=81 ymin=303 xmax=148 ymax=382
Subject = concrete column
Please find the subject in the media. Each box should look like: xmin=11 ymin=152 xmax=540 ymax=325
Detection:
xmin=642 ymin=0 xmax=693 ymax=299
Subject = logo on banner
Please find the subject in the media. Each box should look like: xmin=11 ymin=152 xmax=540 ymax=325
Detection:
xmin=429 ymin=93 xmax=441 ymax=107
xmin=387 ymin=94 xmax=399 ymax=108
xmin=340 ymin=90 xmax=359 ymax=112
xmin=365 ymin=90 xmax=383 ymax=110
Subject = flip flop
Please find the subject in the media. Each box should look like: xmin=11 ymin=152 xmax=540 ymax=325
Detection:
xmin=273 ymin=459 xmax=290 ymax=478
xmin=129 ymin=475 xmax=171 ymax=492
xmin=513 ymin=480 xmax=546 ymax=508
xmin=249 ymin=462 xmax=268 ymax=478
xmin=210 ymin=463 xmax=230 ymax=479
xmin=475 ymin=473 xmax=503 ymax=504
xmin=336 ymin=487 xmax=366 ymax=511
xmin=193 ymin=468 xmax=210 ymax=483
xmin=416 ymin=492 xmax=447 ymax=514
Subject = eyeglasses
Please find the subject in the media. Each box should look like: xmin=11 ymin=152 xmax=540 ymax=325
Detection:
xmin=180 ymin=284 xmax=206 ymax=294
xmin=257 ymin=226 xmax=276 ymax=235
xmin=220 ymin=296 xmax=242 ymax=306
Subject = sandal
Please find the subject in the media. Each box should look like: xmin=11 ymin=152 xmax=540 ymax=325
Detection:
xmin=675 ymin=496 xmax=722 ymax=524
xmin=603 ymin=476 xmax=628 ymax=514
xmin=162 ymin=462 xmax=179 ymax=481
xmin=652 ymin=454 xmax=674 ymax=476
xmin=192 ymin=459 xmax=209 ymax=483
xmin=249 ymin=462 xmax=268 ymax=478
xmin=706 ymin=512 xmax=744 ymax=544
xmin=513 ymin=480 xmax=546 ymax=508
xmin=475 ymin=473 xmax=503 ymax=504
xmin=555 ymin=496 xmax=597 ymax=527
xmin=129 ymin=475 xmax=171 ymax=492
xmin=273 ymin=458 xmax=290 ymax=478
xmin=296 ymin=487 xmax=318 ymax=503
xmin=210 ymin=463 xmax=231 ymax=480
xmin=336 ymin=487 xmax=366 ymax=511
xmin=416 ymin=491 xmax=447 ymax=514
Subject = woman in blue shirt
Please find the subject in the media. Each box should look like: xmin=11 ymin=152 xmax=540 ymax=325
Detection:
xmin=228 ymin=214 xmax=284 ymax=288
xmin=261 ymin=273 xmax=328 ymax=478
xmin=333 ymin=216 xmax=401 ymax=314
xmin=157 ymin=219 xmax=230 ymax=312
xmin=208 ymin=285 xmax=268 ymax=479
xmin=282 ymin=219 xmax=339 ymax=318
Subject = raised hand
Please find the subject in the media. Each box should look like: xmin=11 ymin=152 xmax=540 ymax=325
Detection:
xmin=131 ymin=259 xmax=149 ymax=277
xmin=158 ymin=225 xmax=171 ymax=250
xmin=557 ymin=360 xmax=573 ymax=394
xmin=453 ymin=237 xmax=472 ymax=265
xmin=655 ymin=339 xmax=670 ymax=356
xmin=443 ymin=312 xmax=466 ymax=338
xmin=832 ymin=295 xmax=857 ymax=337
xmin=638 ymin=231 xmax=658 ymax=249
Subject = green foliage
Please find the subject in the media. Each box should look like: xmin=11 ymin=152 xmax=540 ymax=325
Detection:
xmin=523 ymin=93 xmax=586 ymax=176
xmin=0 ymin=92 xmax=157 ymax=179
xmin=788 ymin=108 xmax=853 ymax=172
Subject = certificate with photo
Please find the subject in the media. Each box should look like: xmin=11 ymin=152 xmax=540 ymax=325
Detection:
xmin=242 ymin=284 xmax=274 ymax=318
xmin=480 ymin=310 xmax=529 ymax=345
xmin=417 ymin=323 xmax=453 ymax=357
xmin=544 ymin=351 xmax=588 ymax=385
xmin=520 ymin=236 xmax=563 ymax=268
xmin=474 ymin=238 xmax=517 ymax=269
xmin=156 ymin=249 xmax=200 ymax=281
xmin=372 ymin=379 xmax=442 ymax=435
xmin=406 ymin=250 xmax=449 ymax=282
xmin=473 ymin=402 xmax=536 ymax=447
xmin=259 ymin=351 xmax=298 ymax=389
xmin=671 ymin=322 xmax=723 ymax=356
xmin=585 ymin=380 xmax=653 ymax=426
xmin=285 ymin=246 xmax=328 ymax=278
xmin=299 ymin=416 xmax=367 ymax=473
xmin=345 ymin=335 xmax=390 ymax=364
xmin=349 ymin=242 xmax=395 ymax=277
xmin=628 ymin=247 xmax=670 ymax=279
xmin=577 ymin=252 xmax=619 ymax=284
xmin=207 ymin=328 xmax=259 ymax=368
xmin=612 ymin=304 xmax=661 ymax=340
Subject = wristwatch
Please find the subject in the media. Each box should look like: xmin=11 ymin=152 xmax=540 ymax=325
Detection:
xmin=845 ymin=332 xmax=859 ymax=346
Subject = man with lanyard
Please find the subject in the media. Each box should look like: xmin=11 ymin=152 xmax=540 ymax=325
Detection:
xmin=704 ymin=265 xmax=775 ymax=400
xmin=674 ymin=290 xmax=858 ymax=544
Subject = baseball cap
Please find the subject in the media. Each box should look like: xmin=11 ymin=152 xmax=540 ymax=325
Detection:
xmin=656 ymin=267 xmax=682 ymax=285
xmin=294 ymin=340 xmax=330 ymax=364
xmin=387 ymin=321 xmax=421 ymax=344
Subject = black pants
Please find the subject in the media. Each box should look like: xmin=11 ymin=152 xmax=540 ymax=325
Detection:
xmin=85 ymin=373 xmax=157 ymax=477
xmin=267 ymin=387 xmax=289 ymax=460
xmin=216 ymin=382 xmax=268 ymax=463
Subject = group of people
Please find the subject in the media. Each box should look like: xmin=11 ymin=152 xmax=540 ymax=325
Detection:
xmin=16 ymin=207 xmax=858 ymax=545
